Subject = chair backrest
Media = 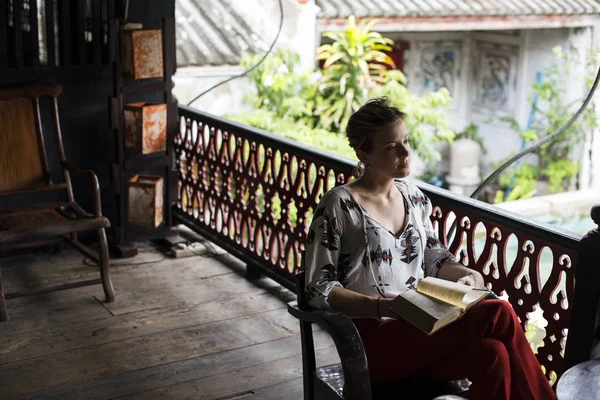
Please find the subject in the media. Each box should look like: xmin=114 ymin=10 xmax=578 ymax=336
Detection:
xmin=297 ymin=250 xmax=312 ymax=310
xmin=0 ymin=85 xmax=63 ymax=194
xmin=296 ymin=271 xmax=309 ymax=309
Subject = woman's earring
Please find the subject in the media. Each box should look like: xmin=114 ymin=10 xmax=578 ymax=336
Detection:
xmin=353 ymin=161 xmax=366 ymax=179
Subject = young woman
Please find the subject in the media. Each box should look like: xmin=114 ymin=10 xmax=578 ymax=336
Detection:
xmin=304 ymin=97 xmax=555 ymax=400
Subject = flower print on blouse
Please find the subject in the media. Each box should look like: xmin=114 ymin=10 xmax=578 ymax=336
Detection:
xmin=304 ymin=179 xmax=456 ymax=310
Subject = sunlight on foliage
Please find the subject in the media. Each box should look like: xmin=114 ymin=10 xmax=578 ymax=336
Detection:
xmin=230 ymin=17 xmax=456 ymax=166
xmin=494 ymin=47 xmax=600 ymax=202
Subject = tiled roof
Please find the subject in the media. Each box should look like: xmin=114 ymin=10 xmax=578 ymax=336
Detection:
xmin=176 ymin=0 xmax=275 ymax=67
xmin=316 ymin=0 xmax=600 ymax=18
xmin=176 ymin=0 xmax=600 ymax=67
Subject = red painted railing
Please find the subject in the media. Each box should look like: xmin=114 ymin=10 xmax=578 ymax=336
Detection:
xmin=174 ymin=105 xmax=600 ymax=384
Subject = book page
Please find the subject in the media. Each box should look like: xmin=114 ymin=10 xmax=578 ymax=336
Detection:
xmin=416 ymin=277 xmax=488 ymax=310
xmin=400 ymin=290 xmax=459 ymax=321
xmin=463 ymin=289 xmax=490 ymax=310
xmin=390 ymin=290 xmax=463 ymax=335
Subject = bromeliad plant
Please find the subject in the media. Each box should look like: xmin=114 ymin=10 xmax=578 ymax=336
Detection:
xmin=315 ymin=16 xmax=394 ymax=132
xmin=231 ymin=16 xmax=456 ymax=166
xmin=316 ymin=16 xmax=455 ymax=162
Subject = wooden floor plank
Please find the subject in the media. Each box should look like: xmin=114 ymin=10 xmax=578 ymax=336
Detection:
xmin=0 ymin=257 xmax=283 ymax=335
xmin=0 ymin=289 xmax=293 ymax=364
xmin=83 ymin=268 xmax=281 ymax=316
xmin=2 ymin=245 xmax=164 ymax=290
xmin=18 ymin=331 xmax=335 ymax=400
xmin=2 ymin=289 xmax=111 ymax=331
xmin=117 ymin=346 xmax=340 ymax=400
xmin=0 ymin=239 xmax=340 ymax=400
xmin=0 ymin=308 xmax=301 ymax=398
xmin=3 ymin=250 xmax=235 ymax=293
xmin=244 ymin=377 xmax=304 ymax=400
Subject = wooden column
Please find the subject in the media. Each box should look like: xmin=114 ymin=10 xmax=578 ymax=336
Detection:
xmin=564 ymin=204 xmax=600 ymax=369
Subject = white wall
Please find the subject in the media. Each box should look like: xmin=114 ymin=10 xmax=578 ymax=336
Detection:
xmin=174 ymin=11 xmax=599 ymax=190
xmin=173 ymin=0 xmax=318 ymax=117
xmin=590 ymin=21 xmax=600 ymax=190
xmin=173 ymin=66 xmax=254 ymax=116
xmin=389 ymin=28 xmax=596 ymax=188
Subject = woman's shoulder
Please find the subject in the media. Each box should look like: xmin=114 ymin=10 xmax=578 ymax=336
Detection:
xmin=316 ymin=186 xmax=361 ymax=215
xmin=395 ymin=179 xmax=431 ymax=208
xmin=394 ymin=179 xmax=423 ymax=196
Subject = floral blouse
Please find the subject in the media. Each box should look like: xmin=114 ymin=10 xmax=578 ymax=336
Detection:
xmin=304 ymin=179 xmax=455 ymax=310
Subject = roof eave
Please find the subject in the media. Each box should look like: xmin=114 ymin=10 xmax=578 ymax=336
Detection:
xmin=317 ymin=14 xmax=600 ymax=33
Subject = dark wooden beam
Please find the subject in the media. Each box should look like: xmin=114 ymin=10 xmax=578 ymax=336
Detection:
xmin=92 ymin=0 xmax=102 ymax=64
xmin=164 ymin=17 xmax=176 ymax=226
xmin=59 ymin=0 xmax=71 ymax=66
xmin=45 ymin=0 xmax=56 ymax=67
xmin=0 ymin=1 xmax=7 ymax=68
xmin=121 ymin=81 xmax=168 ymax=95
xmin=102 ymin=0 xmax=113 ymax=64
xmin=13 ymin=0 xmax=24 ymax=67
xmin=71 ymin=0 xmax=86 ymax=65
xmin=0 ymin=65 xmax=111 ymax=87
xmin=29 ymin=0 xmax=39 ymax=67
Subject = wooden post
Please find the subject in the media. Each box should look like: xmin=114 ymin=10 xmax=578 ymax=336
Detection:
xmin=13 ymin=0 xmax=23 ymax=67
xmin=0 ymin=269 xmax=7 ymax=322
xmin=246 ymin=262 xmax=262 ymax=280
xmin=45 ymin=0 xmax=56 ymax=67
xmin=0 ymin=0 xmax=7 ymax=68
xmin=564 ymin=204 xmax=600 ymax=369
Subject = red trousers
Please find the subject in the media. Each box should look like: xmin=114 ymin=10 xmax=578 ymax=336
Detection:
xmin=353 ymin=300 xmax=555 ymax=400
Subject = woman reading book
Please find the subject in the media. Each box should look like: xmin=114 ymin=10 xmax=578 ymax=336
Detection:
xmin=304 ymin=97 xmax=555 ymax=400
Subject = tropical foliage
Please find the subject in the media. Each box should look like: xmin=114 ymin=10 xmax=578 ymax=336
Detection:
xmin=315 ymin=16 xmax=394 ymax=132
xmin=494 ymin=47 xmax=600 ymax=202
xmin=229 ymin=16 xmax=456 ymax=166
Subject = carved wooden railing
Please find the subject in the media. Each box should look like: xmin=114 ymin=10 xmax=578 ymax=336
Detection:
xmin=174 ymin=105 xmax=600 ymax=384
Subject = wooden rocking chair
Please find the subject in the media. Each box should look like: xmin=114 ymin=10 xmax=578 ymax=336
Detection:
xmin=0 ymin=85 xmax=115 ymax=322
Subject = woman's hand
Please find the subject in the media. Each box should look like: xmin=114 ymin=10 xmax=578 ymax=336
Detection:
xmin=437 ymin=261 xmax=485 ymax=289
xmin=456 ymin=270 xmax=485 ymax=288
xmin=378 ymin=297 xmax=397 ymax=319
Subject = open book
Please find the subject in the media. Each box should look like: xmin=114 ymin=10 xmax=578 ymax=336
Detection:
xmin=389 ymin=277 xmax=491 ymax=335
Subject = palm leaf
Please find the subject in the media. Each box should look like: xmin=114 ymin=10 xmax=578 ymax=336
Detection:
xmin=323 ymin=52 xmax=345 ymax=69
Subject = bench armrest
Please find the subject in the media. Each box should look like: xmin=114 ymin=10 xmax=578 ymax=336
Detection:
xmin=62 ymin=161 xmax=102 ymax=217
xmin=288 ymin=301 xmax=372 ymax=400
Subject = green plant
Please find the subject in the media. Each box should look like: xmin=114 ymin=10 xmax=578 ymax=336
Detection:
xmin=494 ymin=164 xmax=538 ymax=203
xmin=240 ymin=48 xmax=319 ymax=127
xmin=545 ymin=159 xmax=580 ymax=193
xmin=495 ymin=46 xmax=599 ymax=202
xmin=316 ymin=16 xmax=455 ymax=162
xmin=227 ymin=109 xmax=355 ymax=159
xmin=233 ymin=18 xmax=457 ymax=169
xmin=457 ymin=123 xmax=487 ymax=155
xmin=315 ymin=16 xmax=393 ymax=132
xmin=369 ymin=70 xmax=455 ymax=162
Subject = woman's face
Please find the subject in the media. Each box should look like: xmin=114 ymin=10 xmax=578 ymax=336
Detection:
xmin=359 ymin=119 xmax=411 ymax=179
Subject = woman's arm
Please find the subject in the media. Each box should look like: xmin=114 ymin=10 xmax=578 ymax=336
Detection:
xmin=304 ymin=192 xmax=345 ymax=309
xmin=436 ymin=261 xmax=485 ymax=288
xmin=328 ymin=286 xmax=395 ymax=318
xmin=408 ymin=183 xmax=485 ymax=288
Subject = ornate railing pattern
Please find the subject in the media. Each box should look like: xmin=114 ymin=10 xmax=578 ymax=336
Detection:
xmin=174 ymin=105 xmax=597 ymax=384
xmin=426 ymin=192 xmax=580 ymax=383
xmin=175 ymin=105 xmax=353 ymax=285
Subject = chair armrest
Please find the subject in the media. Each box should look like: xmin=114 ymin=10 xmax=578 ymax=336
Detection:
xmin=62 ymin=161 xmax=102 ymax=217
xmin=288 ymin=301 xmax=372 ymax=400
